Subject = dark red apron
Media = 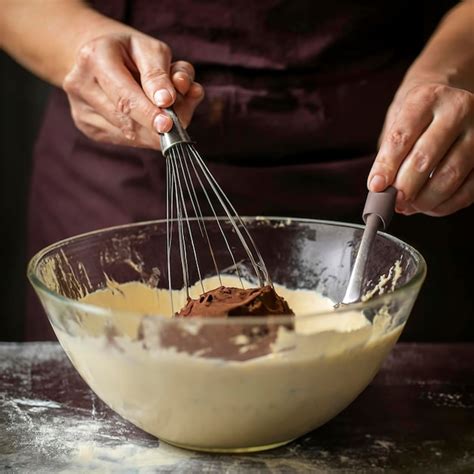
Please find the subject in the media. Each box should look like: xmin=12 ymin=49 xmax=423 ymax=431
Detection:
xmin=26 ymin=0 xmax=458 ymax=340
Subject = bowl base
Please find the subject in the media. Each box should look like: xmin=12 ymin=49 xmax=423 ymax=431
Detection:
xmin=160 ymin=437 xmax=296 ymax=453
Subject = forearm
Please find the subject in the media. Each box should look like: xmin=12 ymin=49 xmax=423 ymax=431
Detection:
xmin=0 ymin=0 xmax=131 ymax=86
xmin=404 ymin=0 xmax=474 ymax=91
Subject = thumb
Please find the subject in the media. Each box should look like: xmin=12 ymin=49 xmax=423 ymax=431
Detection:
xmin=130 ymin=36 xmax=176 ymax=108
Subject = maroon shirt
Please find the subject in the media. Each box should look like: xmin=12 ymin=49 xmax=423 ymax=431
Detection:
xmin=26 ymin=0 xmax=456 ymax=340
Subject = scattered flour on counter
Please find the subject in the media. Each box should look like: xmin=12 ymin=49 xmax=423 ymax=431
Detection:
xmin=0 ymin=342 xmax=64 ymax=371
xmin=10 ymin=398 xmax=62 ymax=409
xmin=69 ymin=441 xmax=194 ymax=472
xmin=1 ymin=343 xmax=193 ymax=471
xmin=2 ymin=393 xmax=193 ymax=471
xmin=421 ymin=391 xmax=474 ymax=409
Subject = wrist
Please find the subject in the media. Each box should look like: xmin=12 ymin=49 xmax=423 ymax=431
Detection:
xmin=402 ymin=63 xmax=457 ymax=87
xmin=401 ymin=3 xmax=474 ymax=94
xmin=397 ymin=65 xmax=473 ymax=100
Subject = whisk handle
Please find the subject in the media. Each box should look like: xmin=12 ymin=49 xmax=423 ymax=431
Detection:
xmin=159 ymin=108 xmax=192 ymax=156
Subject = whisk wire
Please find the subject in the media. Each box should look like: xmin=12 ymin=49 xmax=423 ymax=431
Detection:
xmin=170 ymin=148 xmax=204 ymax=295
xmin=171 ymin=153 xmax=190 ymax=297
xmin=165 ymin=156 xmax=175 ymax=314
xmin=190 ymin=146 xmax=270 ymax=287
xmin=161 ymin=108 xmax=271 ymax=304
xmin=186 ymin=146 xmax=244 ymax=288
xmin=177 ymin=145 xmax=222 ymax=287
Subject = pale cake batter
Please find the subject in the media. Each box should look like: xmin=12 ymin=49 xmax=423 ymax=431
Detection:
xmin=53 ymin=276 xmax=403 ymax=451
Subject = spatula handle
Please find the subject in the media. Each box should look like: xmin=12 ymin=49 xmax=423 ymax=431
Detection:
xmin=362 ymin=186 xmax=397 ymax=230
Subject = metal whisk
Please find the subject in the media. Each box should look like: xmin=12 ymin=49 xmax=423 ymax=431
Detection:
xmin=159 ymin=109 xmax=271 ymax=313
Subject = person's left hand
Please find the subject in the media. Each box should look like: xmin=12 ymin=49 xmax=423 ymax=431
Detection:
xmin=367 ymin=79 xmax=474 ymax=216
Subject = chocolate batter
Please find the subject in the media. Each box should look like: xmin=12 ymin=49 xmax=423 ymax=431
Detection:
xmin=176 ymin=285 xmax=294 ymax=318
xmin=148 ymin=285 xmax=295 ymax=361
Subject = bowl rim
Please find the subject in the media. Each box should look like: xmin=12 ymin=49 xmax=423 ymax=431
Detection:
xmin=27 ymin=216 xmax=427 ymax=325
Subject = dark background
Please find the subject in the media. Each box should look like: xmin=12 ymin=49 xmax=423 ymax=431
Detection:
xmin=0 ymin=53 xmax=49 ymax=341
xmin=0 ymin=51 xmax=472 ymax=343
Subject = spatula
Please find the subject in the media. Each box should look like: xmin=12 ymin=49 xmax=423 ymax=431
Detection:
xmin=340 ymin=186 xmax=397 ymax=305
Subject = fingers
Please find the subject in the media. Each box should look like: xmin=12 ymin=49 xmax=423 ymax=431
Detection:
xmin=91 ymin=39 xmax=173 ymax=133
xmin=368 ymin=91 xmax=433 ymax=192
xmin=83 ymin=115 xmax=127 ymax=145
xmin=377 ymin=99 xmax=401 ymax=148
xmin=408 ymin=132 xmax=474 ymax=213
xmin=129 ymin=40 xmax=199 ymax=108
xmin=95 ymin=39 xmax=202 ymax=133
xmin=66 ymin=74 xmax=162 ymax=148
xmin=76 ymin=108 xmax=162 ymax=149
xmin=425 ymin=170 xmax=474 ymax=217
xmin=129 ymin=36 xmax=176 ymax=109
xmin=64 ymin=34 xmax=204 ymax=149
xmin=173 ymin=82 xmax=205 ymax=128
xmin=393 ymin=112 xmax=464 ymax=202
xmin=68 ymin=81 xmax=137 ymax=140
xmin=171 ymin=61 xmax=196 ymax=96
xmin=70 ymin=105 xmax=127 ymax=146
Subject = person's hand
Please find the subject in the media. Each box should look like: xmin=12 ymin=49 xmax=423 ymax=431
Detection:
xmin=368 ymin=79 xmax=473 ymax=216
xmin=62 ymin=32 xmax=204 ymax=149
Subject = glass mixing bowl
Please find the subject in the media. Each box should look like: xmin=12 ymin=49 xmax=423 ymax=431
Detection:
xmin=28 ymin=217 xmax=426 ymax=453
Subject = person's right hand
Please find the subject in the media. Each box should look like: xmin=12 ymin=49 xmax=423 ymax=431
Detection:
xmin=62 ymin=31 xmax=204 ymax=149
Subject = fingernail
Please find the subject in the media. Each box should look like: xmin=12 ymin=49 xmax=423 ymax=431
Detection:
xmin=154 ymin=114 xmax=171 ymax=133
xmin=369 ymin=174 xmax=386 ymax=191
xmin=154 ymin=89 xmax=172 ymax=107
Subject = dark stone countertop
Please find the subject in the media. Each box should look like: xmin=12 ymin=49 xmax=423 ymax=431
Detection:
xmin=0 ymin=342 xmax=473 ymax=473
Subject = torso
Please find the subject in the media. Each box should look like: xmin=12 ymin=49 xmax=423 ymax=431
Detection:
xmin=26 ymin=0 xmax=457 ymax=340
